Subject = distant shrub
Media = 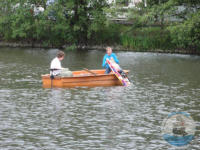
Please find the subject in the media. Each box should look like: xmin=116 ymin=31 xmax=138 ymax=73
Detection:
xmin=168 ymin=11 xmax=200 ymax=50
xmin=120 ymin=27 xmax=174 ymax=50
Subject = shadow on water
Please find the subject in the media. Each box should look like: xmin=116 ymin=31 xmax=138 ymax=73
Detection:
xmin=0 ymin=48 xmax=200 ymax=149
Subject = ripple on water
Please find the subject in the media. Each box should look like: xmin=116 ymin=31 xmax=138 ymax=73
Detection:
xmin=0 ymin=50 xmax=200 ymax=149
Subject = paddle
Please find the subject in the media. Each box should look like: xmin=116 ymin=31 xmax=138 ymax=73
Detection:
xmin=83 ymin=68 xmax=97 ymax=76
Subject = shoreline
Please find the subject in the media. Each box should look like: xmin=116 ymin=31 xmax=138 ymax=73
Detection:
xmin=0 ymin=41 xmax=199 ymax=55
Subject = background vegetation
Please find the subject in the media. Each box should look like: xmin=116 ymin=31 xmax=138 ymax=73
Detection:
xmin=0 ymin=0 xmax=200 ymax=51
xmin=122 ymin=0 xmax=200 ymax=51
xmin=0 ymin=0 xmax=108 ymax=47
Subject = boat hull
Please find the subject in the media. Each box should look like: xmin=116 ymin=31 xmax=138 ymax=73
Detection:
xmin=42 ymin=69 xmax=128 ymax=88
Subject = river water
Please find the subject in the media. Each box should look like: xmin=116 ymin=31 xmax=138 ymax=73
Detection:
xmin=0 ymin=47 xmax=199 ymax=150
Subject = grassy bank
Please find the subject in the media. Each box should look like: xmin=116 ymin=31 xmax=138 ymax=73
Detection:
xmin=0 ymin=23 xmax=199 ymax=54
xmin=119 ymin=26 xmax=173 ymax=51
xmin=0 ymin=41 xmax=200 ymax=56
xmin=1 ymin=1 xmax=200 ymax=53
xmin=75 ymin=22 xmax=199 ymax=53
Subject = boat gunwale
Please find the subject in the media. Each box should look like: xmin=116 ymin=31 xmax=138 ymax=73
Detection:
xmin=41 ymin=70 xmax=129 ymax=79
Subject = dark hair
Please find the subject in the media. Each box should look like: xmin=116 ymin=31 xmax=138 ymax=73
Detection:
xmin=57 ymin=50 xmax=65 ymax=58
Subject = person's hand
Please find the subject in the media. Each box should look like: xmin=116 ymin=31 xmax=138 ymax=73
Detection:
xmin=110 ymin=57 xmax=115 ymax=62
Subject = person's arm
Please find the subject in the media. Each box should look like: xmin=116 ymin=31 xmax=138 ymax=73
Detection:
xmin=102 ymin=55 xmax=107 ymax=68
xmin=112 ymin=53 xmax=119 ymax=64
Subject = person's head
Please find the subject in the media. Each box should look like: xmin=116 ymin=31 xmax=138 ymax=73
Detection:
xmin=106 ymin=47 xmax=112 ymax=56
xmin=57 ymin=50 xmax=65 ymax=61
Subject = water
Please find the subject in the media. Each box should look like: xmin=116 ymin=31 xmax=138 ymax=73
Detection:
xmin=0 ymin=48 xmax=200 ymax=149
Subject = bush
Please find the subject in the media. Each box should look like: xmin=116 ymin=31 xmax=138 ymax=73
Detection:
xmin=0 ymin=0 xmax=107 ymax=47
xmin=168 ymin=11 xmax=200 ymax=50
xmin=88 ymin=23 xmax=125 ymax=45
xmin=120 ymin=27 xmax=174 ymax=50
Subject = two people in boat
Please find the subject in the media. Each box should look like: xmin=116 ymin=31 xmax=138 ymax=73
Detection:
xmin=50 ymin=50 xmax=72 ymax=77
xmin=50 ymin=47 xmax=124 ymax=77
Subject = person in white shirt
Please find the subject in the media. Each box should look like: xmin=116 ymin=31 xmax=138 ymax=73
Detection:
xmin=50 ymin=50 xmax=65 ymax=76
xmin=50 ymin=50 xmax=73 ymax=77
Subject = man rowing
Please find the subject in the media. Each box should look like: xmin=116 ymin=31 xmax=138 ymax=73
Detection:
xmin=102 ymin=47 xmax=119 ymax=74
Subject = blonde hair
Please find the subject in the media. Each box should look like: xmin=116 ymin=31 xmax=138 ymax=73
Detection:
xmin=106 ymin=47 xmax=112 ymax=51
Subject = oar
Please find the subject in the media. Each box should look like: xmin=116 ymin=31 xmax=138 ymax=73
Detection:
xmin=83 ymin=68 xmax=97 ymax=76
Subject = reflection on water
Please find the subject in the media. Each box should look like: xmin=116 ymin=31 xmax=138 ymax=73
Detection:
xmin=0 ymin=48 xmax=200 ymax=149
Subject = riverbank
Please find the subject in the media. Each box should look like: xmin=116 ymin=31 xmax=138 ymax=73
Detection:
xmin=0 ymin=41 xmax=200 ymax=55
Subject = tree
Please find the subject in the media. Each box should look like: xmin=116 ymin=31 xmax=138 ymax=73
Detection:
xmin=0 ymin=0 xmax=108 ymax=46
xmin=126 ymin=0 xmax=200 ymax=50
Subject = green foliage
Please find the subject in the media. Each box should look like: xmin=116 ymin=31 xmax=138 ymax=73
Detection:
xmin=0 ymin=0 xmax=107 ymax=46
xmin=125 ymin=0 xmax=200 ymax=51
xmin=0 ymin=0 xmax=200 ymax=51
xmin=168 ymin=10 xmax=200 ymax=49
xmin=120 ymin=27 xmax=174 ymax=50
xmin=65 ymin=44 xmax=77 ymax=51
xmin=128 ymin=0 xmax=178 ymax=27
xmin=88 ymin=23 xmax=123 ymax=45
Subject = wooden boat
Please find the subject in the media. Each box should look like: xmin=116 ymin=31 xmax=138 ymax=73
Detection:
xmin=42 ymin=69 xmax=129 ymax=88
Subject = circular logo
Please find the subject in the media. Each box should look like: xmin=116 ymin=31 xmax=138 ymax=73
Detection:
xmin=161 ymin=112 xmax=196 ymax=147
